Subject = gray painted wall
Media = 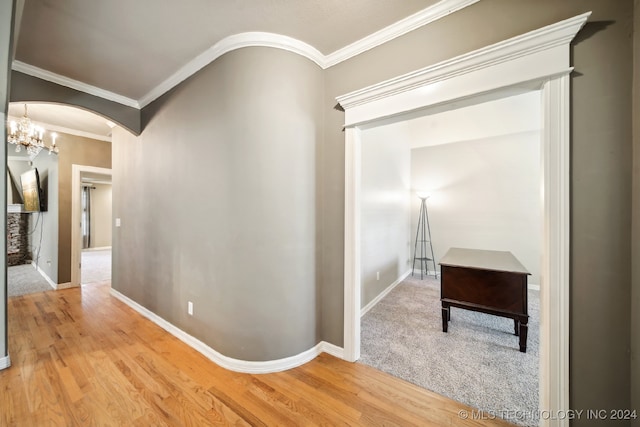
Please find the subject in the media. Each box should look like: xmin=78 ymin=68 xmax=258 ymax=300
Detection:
xmin=113 ymin=47 xmax=323 ymax=361
xmin=322 ymin=0 xmax=633 ymax=419
xmin=360 ymin=124 xmax=411 ymax=308
xmin=27 ymin=156 xmax=59 ymax=283
xmin=632 ymin=0 xmax=640 ymax=423
xmin=0 ymin=0 xmax=16 ymax=365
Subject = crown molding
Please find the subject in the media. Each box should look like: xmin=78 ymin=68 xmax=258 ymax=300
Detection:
xmin=324 ymin=0 xmax=481 ymax=67
xmin=37 ymin=122 xmax=111 ymax=142
xmin=139 ymin=0 xmax=478 ymax=107
xmin=11 ymin=0 xmax=479 ymax=110
xmin=336 ymin=12 xmax=591 ymax=111
xmin=138 ymin=32 xmax=324 ymax=108
xmin=11 ymin=61 xmax=140 ymax=108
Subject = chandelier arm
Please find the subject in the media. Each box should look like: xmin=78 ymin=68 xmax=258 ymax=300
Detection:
xmin=6 ymin=104 xmax=59 ymax=156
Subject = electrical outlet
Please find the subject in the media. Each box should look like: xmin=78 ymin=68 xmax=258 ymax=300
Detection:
xmin=115 ymin=218 xmax=121 ymax=227
xmin=376 ymin=271 xmax=380 ymax=281
xmin=188 ymin=301 xmax=193 ymax=316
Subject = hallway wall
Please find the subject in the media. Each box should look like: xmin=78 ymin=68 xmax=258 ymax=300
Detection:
xmin=0 ymin=0 xmax=16 ymax=366
xmin=113 ymin=47 xmax=323 ymax=361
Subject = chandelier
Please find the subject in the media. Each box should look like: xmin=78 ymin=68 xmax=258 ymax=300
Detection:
xmin=7 ymin=104 xmax=59 ymax=156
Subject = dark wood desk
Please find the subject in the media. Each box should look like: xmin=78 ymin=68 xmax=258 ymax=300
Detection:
xmin=439 ymin=248 xmax=530 ymax=352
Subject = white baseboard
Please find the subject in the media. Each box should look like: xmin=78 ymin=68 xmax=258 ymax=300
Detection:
xmin=31 ymin=262 xmax=57 ymax=290
xmin=31 ymin=262 xmax=77 ymax=290
xmin=0 ymin=355 xmax=11 ymax=370
xmin=361 ymin=269 xmax=412 ymax=317
xmin=110 ymin=288 xmax=345 ymax=373
xmin=56 ymin=282 xmax=75 ymax=290
xmin=319 ymin=341 xmax=345 ymax=359
xmin=83 ymin=246 xmax=112 ymax=251
xmin=528 ymin=283 xmax=540 ymax=291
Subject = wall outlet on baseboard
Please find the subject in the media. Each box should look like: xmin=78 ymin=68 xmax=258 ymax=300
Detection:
xmin=188 ymin=301 xmax=193 ymax=316
xmin=376 ymin=271 xmax=380 ymax=281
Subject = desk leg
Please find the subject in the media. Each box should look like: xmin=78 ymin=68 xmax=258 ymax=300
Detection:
xmin=519 ymin=321 xmax=528 ymax=353
xmin=442 ymin=304 xmax=449 ymax=333
xmin=514 ymin=319 xmax=519 ymax=336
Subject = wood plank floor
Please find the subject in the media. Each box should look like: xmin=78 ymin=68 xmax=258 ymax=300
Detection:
xmin=2 ymin=283 xmax=515 ymax=426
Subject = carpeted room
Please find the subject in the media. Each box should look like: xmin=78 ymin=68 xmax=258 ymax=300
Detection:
xmin=358 ymin=92 xmax=542 ymax=427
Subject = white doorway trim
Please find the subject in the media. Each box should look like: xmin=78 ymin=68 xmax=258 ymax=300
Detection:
xmin=71 ymin=164 xmax=112 ymax=287
xmin=338 ymin=12 xmax=589 ymax=427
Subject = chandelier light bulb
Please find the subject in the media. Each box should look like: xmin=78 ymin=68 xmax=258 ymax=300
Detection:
xmin=6 ymin=104 xmax=59 ymax=157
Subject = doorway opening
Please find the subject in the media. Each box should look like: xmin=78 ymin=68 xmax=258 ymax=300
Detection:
xmin=71 ymin=165 xmax=112 ymax=287
xmin=80 ymin=171 xmax=112 ymax=286
xmin=357 ymin=91 xmax=542 ymax=424
xmin=340 ymin=13 xmax=589 ymax=426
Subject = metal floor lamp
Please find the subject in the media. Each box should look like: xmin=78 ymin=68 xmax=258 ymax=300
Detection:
xmin=412 ymin=194 xmax=436 ymax=279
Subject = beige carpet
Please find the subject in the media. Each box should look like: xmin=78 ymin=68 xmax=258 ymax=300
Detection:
xmin=81 ymin=248 xmax=112 ymax=285
xmin=8 ymin=264 xmax=53 ymax=297
xmin=360 ymin=275 xmax=539 ymax=427
xmin=8 ymin=249 xmax=112 ymax=296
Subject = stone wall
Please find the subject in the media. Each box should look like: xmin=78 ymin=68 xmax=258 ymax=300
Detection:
xmin=8 ymin=213 xmax=29 ymax=266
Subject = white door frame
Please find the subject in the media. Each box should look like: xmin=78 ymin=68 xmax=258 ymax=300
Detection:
xmin=71 ymin=164 xmax=112 ymax=287
xmin=338 ymin=13 xmax=589 ymax=427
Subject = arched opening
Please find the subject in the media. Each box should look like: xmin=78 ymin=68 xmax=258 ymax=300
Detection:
xmin=6 ymin=102 xmax=114 ymax=295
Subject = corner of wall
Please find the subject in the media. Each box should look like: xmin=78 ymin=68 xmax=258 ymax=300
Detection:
xmin=630 ymin=0 xmax=640 ymax=421
xmin=0 ymin=0 xmax=17 ymax=363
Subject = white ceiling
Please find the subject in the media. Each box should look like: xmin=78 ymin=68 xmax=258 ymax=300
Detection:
xmin=406 ymin=91 xmax=541 ymax=148
xmin=363 ymin=91 xmax=542 ymax=149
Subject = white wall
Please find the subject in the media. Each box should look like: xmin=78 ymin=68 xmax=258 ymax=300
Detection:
xmin=89 ymin=183 xmax=112 ymax=248
xmin=360 ymin=123 xmax=412 ymax=308
xmin=357 ymin=92 xmax=541 ymax=305
xmin=409 ymin=92 xmax=542 ymax=284
xmin=411 ymin=131 xmax=541 ymax=284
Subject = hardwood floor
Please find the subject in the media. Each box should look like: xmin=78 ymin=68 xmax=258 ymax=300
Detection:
xmin=2 ymin=283 xmax=515 ymax=426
